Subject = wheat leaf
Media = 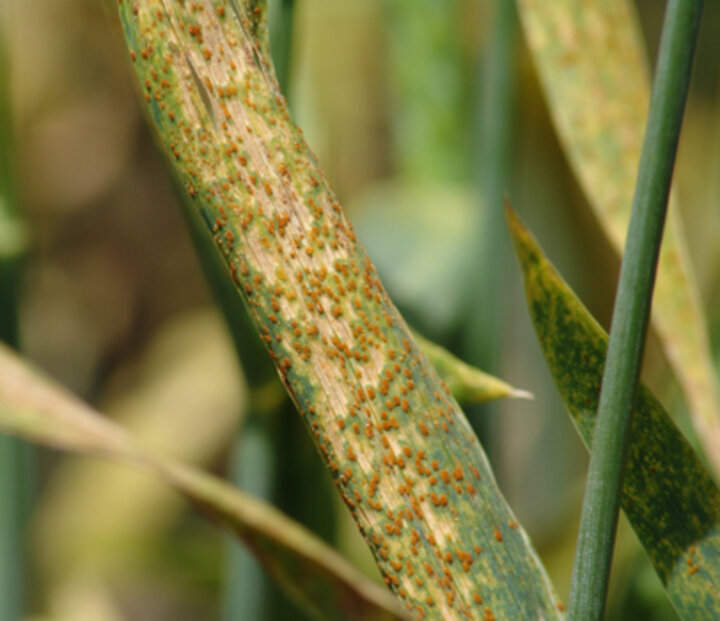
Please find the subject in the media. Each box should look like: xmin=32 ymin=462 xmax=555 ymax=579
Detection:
xmin=114 ymin=1 xmax=564 ymax=617
xmin=0 ymin=343 xmax=409 ymax=621
xmin=517 ymin=0 xmax=720 ymax=479
xmin=509 ymin=208 xmax=720 ymax=620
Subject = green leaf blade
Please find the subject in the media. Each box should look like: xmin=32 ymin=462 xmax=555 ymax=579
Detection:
xmin=508 ymin=208 xmax=720 ymax=620
xmin=517 ymin=0 xmax=720 ymax=480
xmin=413 ymin=330 xmax=532 ymax=404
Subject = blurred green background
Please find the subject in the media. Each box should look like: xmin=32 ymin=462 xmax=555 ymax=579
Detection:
xmin=1 ymin=0 xmax=720 ymax=619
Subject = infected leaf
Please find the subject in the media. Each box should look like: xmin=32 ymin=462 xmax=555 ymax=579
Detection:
xmin=116 ymin=1 xmax=563 ymax=617
xmin=0 ymin=343 xmax=408 ymax=621
xmin=509 ymin=207 xmax=720 ymax=620
xmin=517 ymin=0 xmax=720 ymax=478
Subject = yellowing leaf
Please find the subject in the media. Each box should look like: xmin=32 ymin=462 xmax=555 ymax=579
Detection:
xmin=0 ymin=343 xmax=408 ymax=621
xmin=517 ymin=0 xmax=720 ymax=478
xmin=509 ymin=208 xmax=720 ymax=620
xmin=115 ymin=1 xmax=564 ymax=618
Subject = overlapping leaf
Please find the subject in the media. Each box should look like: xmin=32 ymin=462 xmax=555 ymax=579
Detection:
xmin=0 ymin=343 xmax=408 ymax=621
xmin=509 ymin=208 xmax=720 ymax=620
xmin=517 ymin=0 xmax=720 ymax=478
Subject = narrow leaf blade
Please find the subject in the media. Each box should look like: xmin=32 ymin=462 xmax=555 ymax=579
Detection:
xmin=517 ymin=0 xmax=720 ymax=478
xmin=508 ymin=208 xmax=720 ymax=620
xmin=115 ymin=1 xmax=563 ymax=618
xmin=0 ymin=344 xmax=409 ymax=621
xmin=413 ymin=330 xmax=533 ymax=403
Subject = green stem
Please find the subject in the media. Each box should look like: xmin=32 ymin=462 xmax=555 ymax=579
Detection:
xmin=475 ymin=0 xmax=516 ymax=281
xmin=223 ymin=413 xmax=277 ymax=621
xmin=0 ymin=437 xmax=32 ymax=621
xmin=269 ymin=0 xmax=295 ymax=98
xmin=464 ymin=0 xmax=517 ymax=433
xmin=567 ymin=1 xmax=704 ymax=619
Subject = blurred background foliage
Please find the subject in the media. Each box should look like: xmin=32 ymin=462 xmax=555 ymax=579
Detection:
xmin=1 ymin=0 xmax=719 ymax=619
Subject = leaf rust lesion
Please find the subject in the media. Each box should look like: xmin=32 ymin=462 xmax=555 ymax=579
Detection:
xmin=118 ymin=1 xmax=563 ymax=618
xmin=517 ymin=0 xmax=720 ymax=481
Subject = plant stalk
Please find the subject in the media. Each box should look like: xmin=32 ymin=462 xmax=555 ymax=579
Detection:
xmin=567 ymin=1 xmax=704 ymax=619
xmin=464 ymin=0 xmax=517 ymax=435
xmin=269 ymin=0 xmax=295 ymax=98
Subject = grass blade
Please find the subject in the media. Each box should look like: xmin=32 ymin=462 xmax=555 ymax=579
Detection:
xmin=517 ymin=0 xmax=720 ymax=479
xmin=563 ymin=2 xmax=703 ymax=617
xmin=466 ymin=0 xmax=518 ymax=373
xmin=509 ymin=209 xmax=720 ymax=620
xmin=116 ymin=1 xmax=563 ymax=617
xmin=268 ymin=0 xmax=294 ymax=97
xmin=0 ymin=342 xmax=409 ymax=621
xmin=412 ymin=330 xmax=532 ymax=403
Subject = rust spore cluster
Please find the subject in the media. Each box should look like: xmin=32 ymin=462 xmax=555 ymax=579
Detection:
xmin=117 ymin=1 xmax=562 ymax=618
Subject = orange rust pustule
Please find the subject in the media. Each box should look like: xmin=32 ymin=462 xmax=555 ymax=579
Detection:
xmin=117 ymin=2 xmax=562 ymax=619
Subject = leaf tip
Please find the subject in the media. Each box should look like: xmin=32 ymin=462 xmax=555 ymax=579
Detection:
xmin=510 ymin=388 xmax=535 ymax=401
xmin=504 ymin=199 xmax=525 ymax=244
xmin=504 ymin=201 xmax=541 ymax=272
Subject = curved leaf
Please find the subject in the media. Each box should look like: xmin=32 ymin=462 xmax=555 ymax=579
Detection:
xmin=115 ymin=1 xmax=563 ymax=618
xmin=0 ymin=343 xmax=408 ymax=621
xmin=517 ymin=0 xmax=720 ymax=478
xmin=508 ymin=208 xmax=720 ymax=620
